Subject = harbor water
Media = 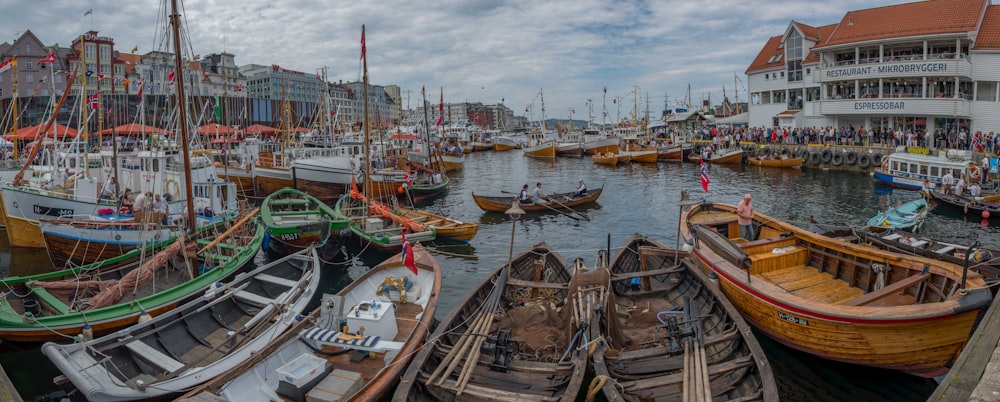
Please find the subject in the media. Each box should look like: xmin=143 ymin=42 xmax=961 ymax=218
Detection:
xmin=6 ymin=148 xmax=995 ymax=401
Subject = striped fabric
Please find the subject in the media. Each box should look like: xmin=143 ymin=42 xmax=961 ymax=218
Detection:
xmin=303 ymin=327 xmax=381 ymax=348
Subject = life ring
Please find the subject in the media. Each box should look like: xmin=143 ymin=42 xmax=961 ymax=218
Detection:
xmin=858 ymin=154 xmax=871 ymax=169
xmin=821 ymin=150 xmax=833 ymax=163
xmin=809 ymin=152 xmax=821 ymax=165
xmin=968 ymin=164 xmax=982 ymax=182
xmin=166 ymin=178 xmax=181 ymax=201
xmin=831 ymin=153 xmax=844 ymax=166
xmin=844 ymin=152 xmax=857 ymax=165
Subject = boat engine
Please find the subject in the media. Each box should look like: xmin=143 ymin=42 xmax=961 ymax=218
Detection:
xmin=482 ymin=328 xmax=516 ymax=373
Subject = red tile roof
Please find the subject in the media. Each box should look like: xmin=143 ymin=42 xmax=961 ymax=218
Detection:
xmin=818 ymin=0 xmax=987 ymax=48
xmin=793 ymin=22 xmax=820 ymax=41
xmin=745 ymin=35 xmax=783 ymax=74
xmin=117 ymin=53 xmax=141 ymax=74
xmin=803 ymin=24 xmax=838 ymax=65
xmin=974 ymin=5 xmax=1000 ymax=50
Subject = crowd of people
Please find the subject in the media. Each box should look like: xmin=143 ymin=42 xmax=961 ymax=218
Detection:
xmin=672 ymin=125 xmax=998 ymax=153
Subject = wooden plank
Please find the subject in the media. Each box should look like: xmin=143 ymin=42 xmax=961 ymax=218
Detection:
xmin=840 ymin=274 xmax=929 ymax=307
xmin=234 ymin=290 xmax=274 ymax=307
xmin=125 ymin=340 xmax=185 ymax=373
xmin=930 ymin=284 xmax=1000 ymax=401
xmin=255 ymin=273 xmax=297 ymax=288
xmin=760 ymin=265 xmax=816 ymax=283
xmin=776 ymin=272 xmax=833 ymax=291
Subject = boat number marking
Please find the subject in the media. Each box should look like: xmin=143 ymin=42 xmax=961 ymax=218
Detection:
xmin=33 ymin=205 xmax=74 ymax=217
xmin=279 ymin=233 xmax=300 ymax=241
xmin=778 ymin=311 xmax=809 ymax=326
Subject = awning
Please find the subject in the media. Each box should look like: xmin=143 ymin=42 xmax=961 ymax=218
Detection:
xmin=776 ymin=110 xmax=800 ymax=116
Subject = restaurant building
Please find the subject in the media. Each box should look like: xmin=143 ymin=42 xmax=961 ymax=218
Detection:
xmin=746 ymin=0 xmax=1000 ymax=134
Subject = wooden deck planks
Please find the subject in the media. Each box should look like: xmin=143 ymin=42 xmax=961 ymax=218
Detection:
xmin=759 ymin=265 xmax=862 ymax=303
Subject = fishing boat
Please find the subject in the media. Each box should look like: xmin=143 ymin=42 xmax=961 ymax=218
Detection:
xmin=681 ymin=202 xmax=991 ymax=377
xmin=689 ymin=146 xmax=744 ymax=165
xmin=393 ymin=206 xmax=478 ymax=243
xmin=582 ymin=132 xmax=619 ymax=155
xmin=491 ymin=135 xmax=520 ymax=152
xmin=180 ymin=235 xmax=441 ymax=402
xmin=867 ymin=197 xmax=929 ymax=233
xmin=261 ymin=187 xmax=350 ymax=254
xmin=592 ymin=234 xmax=778 ymax=401
xmin=860 ymin=230 xmax=1000 ymax=285
xmin=928 ymin=189 xmax=1000 ymax=219
xmin=620 ymin=136 xmax=658 ymax=164
xmin=523 ymin=132 xmax=556 ymax=159
xmin=393 ymin=242 xmax=586 ymax=401
xmin=41 ymin=247 xmax=321 ymax=402
xmin=656 ymin=141 xmax=693 ymax=161
xmin=873 ymin=146 xmax=979 ymax=190
xmin=472 ymin=186 xmax=602 ymax=213
xmin=747 ymin=155 xmax=804 ymax=168
xmin=592 ymin=152 xmax=620 ymax=166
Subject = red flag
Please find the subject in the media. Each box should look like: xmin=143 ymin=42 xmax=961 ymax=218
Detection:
xmin=700 ymin=158 xmax=710 ymax=192
xmin=167 ymin=70 xmax=175 ymax=86
xmin=400 ymin=231 xmax=418 ymax=275
xmin=136 ymin=80 xmax=144 ymax=97
xmin=97 ymin=73 xmax=106 ymax=80
xmin=88 ymin=93 xmax=99 ymax=110
xmin=0 ymin=57 xmax=16 ymax=74
xmin=360 ymin=29 xmax=366 ymax=60
xmin=39 ymin=53 xmax=56 ymax=64
xmin=435 ymin=88 xmax=444 ymax=126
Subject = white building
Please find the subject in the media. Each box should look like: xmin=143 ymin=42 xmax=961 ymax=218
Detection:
xmin=747 ymin=0 xmax=1000 ymax=135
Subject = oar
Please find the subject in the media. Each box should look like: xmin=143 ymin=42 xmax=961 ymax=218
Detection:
xmin=548 ymin=197 xmax=590 ymax=221
xmin=500 ymin=190 xmax=582 ymax=221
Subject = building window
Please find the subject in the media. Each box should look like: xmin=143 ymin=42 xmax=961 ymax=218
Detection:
xmin=100 ymin=47 xmax=110 ymax=61
xmin=85 ymin=43 xmax=96 ymax=59
xmin=787 ymin=60 xmax=802 ymax=82
xmin=25 ymin=61 xmax=33 ymax=69
xmin=25 ymin=73 xmax=33 ymax=83
xmin=977 ymin=81 xmax=997 ymax=102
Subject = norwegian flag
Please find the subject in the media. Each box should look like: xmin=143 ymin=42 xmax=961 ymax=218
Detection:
xmin=167 ymin=70 xmax=175 ymax=86
xmin=700 ymin=158 xmax=710 ymax=192
xmin=88 ymin=93 xmax=99 ymax=110
xmin=400 ymin=231 xmax=418 ymax=275
xmin=136 ymin=80 xmax=144 ymax=97
xmin=973 ymin=132 xmax=984 ymax=152
xmin=38 ymin=53 xmax=55 ymax=64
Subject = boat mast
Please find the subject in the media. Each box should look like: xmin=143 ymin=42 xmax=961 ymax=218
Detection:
xmin=361 ymin=25 xmax=371 ymax=195
xmin=421 ymin=87 xmax=432 ymax=167
xmin=169 ymin=0 xmax=197 ymax=234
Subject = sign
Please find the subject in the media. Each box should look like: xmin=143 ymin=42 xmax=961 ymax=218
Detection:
xmin=778 ymin=311 xmax=809 ymax=326
xmin=33 ymin=205 xmax=73 ymax=217
xmin=854 ymin=101 xmax=905 ymax=111
xmin=990 ymin=157 xmax=998 ymax=174
xmin=824 ymin=62 xmax=949 ymax=79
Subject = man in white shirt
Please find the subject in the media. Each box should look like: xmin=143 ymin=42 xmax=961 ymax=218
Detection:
xmin=942 ymin=171 xmax=954 ymax=194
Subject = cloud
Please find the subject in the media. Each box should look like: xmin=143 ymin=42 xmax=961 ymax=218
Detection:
xmin=1 ymin=0 xmax=914 ymax=120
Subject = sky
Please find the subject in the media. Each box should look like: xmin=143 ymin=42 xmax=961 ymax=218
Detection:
xmin=1 ymin=0 xmax=917 ymax=123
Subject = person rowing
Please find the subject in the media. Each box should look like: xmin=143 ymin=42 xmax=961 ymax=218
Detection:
xmin=573 ymin=178 xmax=587 ymax=198
xmin=533 ymin=182 xmax=551 ymax=204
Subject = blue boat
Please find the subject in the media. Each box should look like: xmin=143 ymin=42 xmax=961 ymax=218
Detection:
xmin=868 ymin=198 xmax=929 ymax=233
xmin=872 ymin=147 xmax=979 ymax=191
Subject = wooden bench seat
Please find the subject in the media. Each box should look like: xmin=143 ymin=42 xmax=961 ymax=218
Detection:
xmin=125 ymin=340 xmax=185 ymax=373
xmin=749 ymin=246 xmax=808 ymax=275
xmin=29 ymin=287 xmax=71 ymax=315
xmin=840 ymin=273 xmax=929 ymax=307
xmin=741 ymin=237 xmax=798 ymax=255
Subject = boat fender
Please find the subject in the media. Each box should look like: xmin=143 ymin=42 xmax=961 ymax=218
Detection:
xmin=262 ymin=232 xmax=270 ymax=251
xmin=798 ymin=149 xmax=810 ymax=159
xmin=809 ymin=152 xmax=822 ymax=165
xmin=844 ymin=152 xmax=857 ymax=165
xmin=858 ymin=154 xmax=871 ymax=169
xmin=874 ymin=154 xmax=884 ymax=168
xmin=831 ymin=153 xmax=844 ymax=166
xmin=820 ymin=150 xmax=833 ymax=163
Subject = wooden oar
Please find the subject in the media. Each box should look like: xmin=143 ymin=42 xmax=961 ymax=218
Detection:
xmin=548 ymin=196 xmax=590 ymax=220
xmin=500 ymin=190 xmax=581 ymax=221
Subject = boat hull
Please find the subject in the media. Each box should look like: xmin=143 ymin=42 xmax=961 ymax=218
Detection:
xmin=472 ymin=187 xmax=603 ymax=213
xmin=592 ymin=154 xmax=619 ymax=166
xmin=583 ymin=137 xmax=619 ymax=155
xmin=523 ymin=141 xmax=556 ymax=159
xmin=747 ymin=157 xmax=804 ymax=168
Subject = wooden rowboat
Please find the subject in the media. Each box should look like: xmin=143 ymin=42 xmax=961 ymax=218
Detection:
xmin=261 ymin=187 xmax=349 ymax=254
xmin=680 ymin=202 xmax=991 ymax=377
xmin=928 ymin=189 xmax=1000 ymax=219
xmin=747 ymin=156 xmax=804 ymax=168
xmin=689 ymin=147 xmax=744 ymax=165
xmin=181 ymin=243 xmax=441 ymax=402
xmin=472 ymin=186 xmax=603 ymax=213
xmin=593 ymin=234 xmax=778 ymax=401
xmin=592 ymin=153 xmax=620 ymax=166
xmin=393 ymin=206 xmax=479 ymax=242
xmin=393 ymin=242 xmax=586 ymax=401
xmin=42 ymin=247 xmax=321 ymax=401
xmin=867 ymin=197 xmax=928 ymax=233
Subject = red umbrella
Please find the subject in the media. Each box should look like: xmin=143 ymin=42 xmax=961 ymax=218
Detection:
xmin=196 ymin=124 xmax=236 ymax=136
xmin=97 ymin=123 xmax=166 ymax=136
xmin=243 ymin=124 xmax=279 ymax=136
xmin=3 ymin=123 xmax=79 ymax=141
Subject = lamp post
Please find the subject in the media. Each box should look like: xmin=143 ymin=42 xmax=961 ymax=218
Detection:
xmin=676 ymin=190 xmax=697 ymax=263
xmin=505 ymin=201 xmax=525 ymax=274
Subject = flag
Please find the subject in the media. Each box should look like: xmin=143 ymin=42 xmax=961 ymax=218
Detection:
xmin=435 ymin=89 xmax=443 ymax=126
xmin=84 ymin=8 xmax=92 ymax=16
xmin=136 ymin=80 xmax=144 ymax=97
xmin=88 ymin=93 xmax=99 ymax=110
xmin=700 ymin=158 xmax=710 ymax=192
xmin=131 ymin=46 xmax=138 ymax=53
xmin=0 ymin=57 xmax=15 ymax=74
xmin=421 ymin=86 xmax=424 ymax=95
xmin=360 ymin=29 xmax=366 ymax=60
xmin=97 ymin=73 xmax=106 ymax=80
xmin=214 ymin=96 xmax=222 ymax=121
xmin=167 ymin=70 xmax=175 ymax=86
xmin=316 ymin=73 xmax=322 ymax=81
xmin=39 ymin=53 xmax=55 ymax=64
xmin=85 ymin=70 xmax=93 ymax=77
xmin=973 ymin=132 xmax=984 ymax=152
xmin=400 ymin=232 xmax=418 ymax=275
xmin=233 ymin=84 xmax=242 ymax=92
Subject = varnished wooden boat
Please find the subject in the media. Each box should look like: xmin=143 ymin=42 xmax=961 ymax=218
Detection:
xmin=860 ymin=230 xmax=1000 ymax=285
xmin=393 ymin=242 xmax=586 ymax=401
xmin=336 ymin=186 xmax=435 ymax=253
xmin=262 ymin=187 xmax=350 ymax=254
xmin=690 ymin=147 xmax=744 ymax=165
xmin=680 ymin=202 xmax=991 ymax=377
xmin=472 ymin=186 xmax=603 ymax=213
xmin=181 ymin=244 xmax=441 ymax=402
xmin=593 ymin=234 xmax=778 ymax=401
xmin=656 ymin=141 xmax=693 ymax=161
xmin=42 ymin=247 xmax=321 ymax=401
xmin=393 ymin=207 xmax=479 ymax=242
xmin=592 ymin=153 xmax=620 ymax=166
xmin=747 ymin=156 xmax=804 ymax=168
xmin=928 ymin=189 xmax=1000 ymax=219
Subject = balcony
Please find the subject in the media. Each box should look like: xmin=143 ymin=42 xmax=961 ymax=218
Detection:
xmin=815 ymin=57 xmax=970 ymax=83
xmin=815 ymin=97 xmax=970 ymax=117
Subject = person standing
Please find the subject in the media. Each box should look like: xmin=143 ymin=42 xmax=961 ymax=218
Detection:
xmin=152 ymin=193 xmax=169 ymax=225
xmin=942 ymin=170 xmax=955 ymax=194
xmin=100 ymin=177 xmax=117 ymax=203
xmin=737 ymin=193 xmax=755 ymax=241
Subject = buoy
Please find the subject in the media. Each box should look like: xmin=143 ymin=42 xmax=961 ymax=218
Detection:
xmin=82 ymin=324 xmax=93 ymax=342
xmin=397 ymin=187 xmax=405 ymax=194
xmin=138 ymin=311 xmax=152 ymax=324
xmin=984 ymin=211 xmax=991 ymax=219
